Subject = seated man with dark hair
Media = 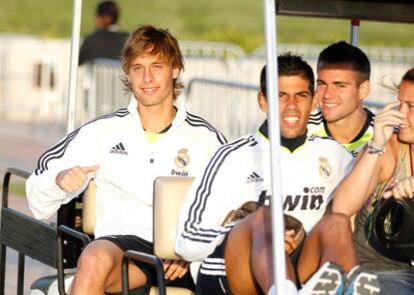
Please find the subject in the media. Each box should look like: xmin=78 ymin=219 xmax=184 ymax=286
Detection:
xmin=308 ymin=40 xmax=375 ymax=157
xmin=176 ymin=53 xmax=381 ymax=295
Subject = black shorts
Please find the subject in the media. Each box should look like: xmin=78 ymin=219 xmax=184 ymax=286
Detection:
xmin=290 ymin=238 xmax=304 ymax=269
xmin=196 ymin=235 xmax=232 ymax=295
xmin=98 ymin=235 xmax=195 ymax=293
xmin=290 ymin=238 xmax=305 ymax=288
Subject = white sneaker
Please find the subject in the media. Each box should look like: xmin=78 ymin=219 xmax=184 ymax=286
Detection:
xmin=299 ymin=262 xmax=345 ymax=295
xmin=268 ymin=280 xmax=298 ymax=295
xmin=268 ymin=284 xmax=277 ymax=295
xmin=345 ymin=265 xmax=381 ymax=295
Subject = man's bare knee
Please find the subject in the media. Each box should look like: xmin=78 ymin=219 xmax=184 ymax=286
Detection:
xmin=243 ymin=206 xmax=271 ymax=232
xmin=76 ymin=243 xmax=116 ymax=278
xmin=310 ymin=213 xmax=357 ymax=272
xmin=74 ymin=240 xmax=147 ymax=293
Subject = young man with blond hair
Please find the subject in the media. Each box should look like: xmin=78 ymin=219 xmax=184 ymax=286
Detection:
xmin=26 ymin=25 xmax=226 ymax=294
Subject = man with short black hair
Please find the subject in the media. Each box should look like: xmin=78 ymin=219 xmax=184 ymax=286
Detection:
xmin=176 ymin=53 xmax=379 ymax=295
xmin=308 ymin=41 xmax=375 ymax=156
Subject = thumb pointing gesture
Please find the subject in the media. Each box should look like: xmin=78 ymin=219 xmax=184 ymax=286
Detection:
xmin=81 ymin=165 xmax=100 ymax=174
xmin=56 ymin=165 xmax=99 ymax=193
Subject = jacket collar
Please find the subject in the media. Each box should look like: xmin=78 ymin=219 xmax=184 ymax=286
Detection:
xmin=258 ymin=119 xmax=307 ymax=153
xmin=127 ymin=95 xmax=187 ymax=132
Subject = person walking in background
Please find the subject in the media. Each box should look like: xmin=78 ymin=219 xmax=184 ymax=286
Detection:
xmin=79 ymin=0 xmax=129 ymax=65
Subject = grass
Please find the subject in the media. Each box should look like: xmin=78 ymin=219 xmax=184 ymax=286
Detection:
xmin=0 ymin=181 xmax=26 ymax=197
xmin=0 ymin=0 xmax=413 ymax=51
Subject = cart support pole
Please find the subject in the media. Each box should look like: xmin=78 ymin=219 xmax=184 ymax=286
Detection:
xmin=263 ymin=0 xmax=287 ymax=293
xmin=66 ymin=0 xmax=83 ymax=133
xmin=350 ymin=19 xmax=360 ymax=46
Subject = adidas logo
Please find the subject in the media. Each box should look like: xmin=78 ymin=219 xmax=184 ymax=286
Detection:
xmin=246 ymin=172 xmax=263 ymax=183
xmin=110 ymin=142 xmax=128 ymax=155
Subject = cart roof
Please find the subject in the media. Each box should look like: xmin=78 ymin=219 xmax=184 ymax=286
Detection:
xmin=276 ymin=0 xmax=414 ymax=23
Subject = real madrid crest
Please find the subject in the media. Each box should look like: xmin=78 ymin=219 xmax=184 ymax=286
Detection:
xmin=175 ymin=148 xmax=190 ymax=168
xmin=318 ymin=157 xmax=331 ymax=179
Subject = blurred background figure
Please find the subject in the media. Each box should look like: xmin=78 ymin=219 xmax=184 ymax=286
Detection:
xmin=78 ymin=0 xmax=129 ymax=65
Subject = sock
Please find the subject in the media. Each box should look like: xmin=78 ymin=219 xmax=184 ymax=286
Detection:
xmin=346 ymin=265 xmax=360 ymax=278
xmin=267 ymin=280 xmax=298 ymax=295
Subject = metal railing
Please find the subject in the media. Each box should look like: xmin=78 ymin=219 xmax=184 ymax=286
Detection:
xmin=81 ymin=63 xmax=388 ymax=140
xmin=1 ymin=40 xmax=411 ymax=129
xmin=185 ymin=77 xmax=264 ymax=140
xmin=79 ymin=58 xmax=126 ymax=122
xmin=180 ymin=41 xmax=245 ymax=59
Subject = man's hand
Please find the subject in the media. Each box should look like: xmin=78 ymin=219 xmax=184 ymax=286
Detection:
xmin=163 ymin=259 xmax=189 ymax=281
xmin=372 ymin=101 xmax=406 ymax=148
xmin=55 ymin=165 xmax=99 ymax=193
xmin=383 ymin=177 xmax=414 ymax=200
xmin=284 ymin=229 xmax=299 ymax=255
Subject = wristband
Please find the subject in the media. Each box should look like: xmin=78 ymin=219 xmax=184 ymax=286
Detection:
xmin=367 ymin=141 xmax=385 ymax=155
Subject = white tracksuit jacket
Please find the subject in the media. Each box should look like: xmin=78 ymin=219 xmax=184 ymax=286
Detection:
xmin=26 ymin=97 xmax=226 ymax=242
xmin=176 ymin=122 xmax=354 ymax=265
xmin=307 ymin=107 xmax=375 ymax=156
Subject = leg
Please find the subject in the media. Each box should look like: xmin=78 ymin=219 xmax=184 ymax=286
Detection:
xmin=69 ymin=239 xmax=148 ymax=295
xmin=224 ymin=206 xmax=296 ymax=294
xmin=376 ymin=269 xmax=414 ymax=294
xmin=297 ymin=213 xmax=358 ymax=284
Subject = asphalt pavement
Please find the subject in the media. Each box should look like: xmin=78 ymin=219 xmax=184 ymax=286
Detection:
xmin=0 ymin=120 xmax=65 ymax=294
